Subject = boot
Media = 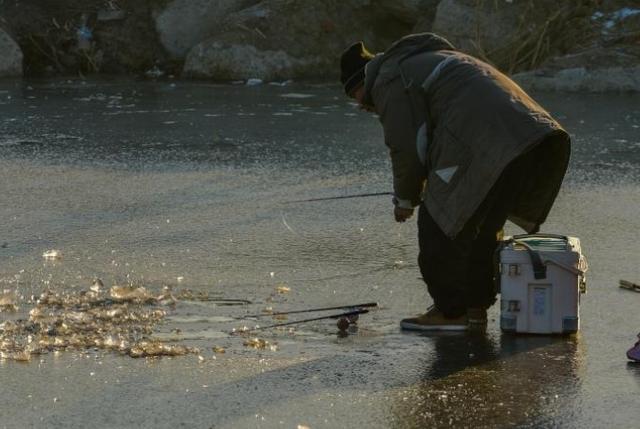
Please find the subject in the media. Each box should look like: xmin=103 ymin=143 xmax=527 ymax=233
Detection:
xmin=400 ymin=306 xmax=468 ymax=331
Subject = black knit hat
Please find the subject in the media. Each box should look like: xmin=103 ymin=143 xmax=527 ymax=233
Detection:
xmin=340 ymin=41 xmax=374 ymax=96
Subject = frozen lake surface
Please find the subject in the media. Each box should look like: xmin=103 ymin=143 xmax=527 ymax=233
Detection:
xmin=0 ymin=79 xmax=639 ymax=428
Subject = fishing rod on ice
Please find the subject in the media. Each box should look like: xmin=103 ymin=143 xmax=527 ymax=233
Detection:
xmin=240 ymin=308 xmax=371 ymax=332
xmin=240 ymin=302 xmax=378 ymax=319
xmin=231 ymin=302 xmax=379 ymax=333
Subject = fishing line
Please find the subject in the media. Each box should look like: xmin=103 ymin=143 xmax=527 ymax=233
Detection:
xmin=280 ymin=212 xmax=297 ymax=234
xmin=284 ymin=191 xmax=391 ymax=204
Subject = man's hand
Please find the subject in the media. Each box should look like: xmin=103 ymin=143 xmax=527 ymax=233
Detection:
xmin=394 ymin=206 xmax=414 ymax=223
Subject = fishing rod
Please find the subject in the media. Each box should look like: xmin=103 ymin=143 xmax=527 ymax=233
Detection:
xmin=241 ymin=302 xmax=378 ymax=319
xmin=235 ymin=308 xmax=370 ymax=332
xmin=195 ymin=298 xmax=252 ymax=305
xmin=620 ymin=279 xmax=640 ymax=292
xmin=285 ymin=191 xmax=392 ymax=204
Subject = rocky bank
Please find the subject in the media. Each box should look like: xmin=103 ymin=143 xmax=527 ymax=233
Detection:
xmin=0 ymin=0 xmax=639 ymax=91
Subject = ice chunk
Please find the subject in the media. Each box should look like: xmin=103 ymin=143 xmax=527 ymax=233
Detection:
xmin=42 ymin=249 xmax=63 ymax=260
xmin=109 ymin=286 xmax=154 ymax=302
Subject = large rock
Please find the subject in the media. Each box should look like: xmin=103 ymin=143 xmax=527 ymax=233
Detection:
xmin=432 ymin=0 xmax=596 ymax=73
xmin=183 ymin=0 xmax=412 ymax=81
xmin=0 ymin=28 xmax=22 ymax=77
xmin=432 ymin=0 xmax=515 ymax=54
xmin=155 ymin=0 xmax=257 ymax=59
xmin=374 ymin=0 xmax=439 ymax=24
xmin=539 ymin=45 xmax=640 ymax=70
xmin=373 ymin=0 xmax=440 ymax=34
xmin=514 ymin=66 xmax=640 ymax=92
xmin=183 ymin=42 xmax=313 ymax=80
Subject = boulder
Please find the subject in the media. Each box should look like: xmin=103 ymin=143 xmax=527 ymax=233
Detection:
xmin=155 ymin=0 xmax=258 ymax=59
xmin=374 ymin=0 xmax=439 ymax=25
xmin=0 ymin=28 xmax=22 ymax=77
xmin=513 ymin=66 xmax=640 ymax=92
xmin=539 ymin=45 xmax=640 ymax=70
xmin=183 ymin=42 xmax=312 ymax=80
xmin=432 ymin=0 xmax=512 ymax=54
xmin=183 ymin=0 xmax=411 ymax=81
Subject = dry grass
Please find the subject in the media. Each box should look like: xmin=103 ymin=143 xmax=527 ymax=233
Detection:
xmin=469 ymin=0 xmax=598 ymax=73
xmin=22 ymin=18 xmax=103 ymax=74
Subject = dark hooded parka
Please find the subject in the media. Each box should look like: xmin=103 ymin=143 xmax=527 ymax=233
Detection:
xmin=363 ymin=33 xmax=571 ymax=238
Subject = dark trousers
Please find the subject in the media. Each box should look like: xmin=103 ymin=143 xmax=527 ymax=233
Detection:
xmin=417 ymin=147 xmax=540 ymax=318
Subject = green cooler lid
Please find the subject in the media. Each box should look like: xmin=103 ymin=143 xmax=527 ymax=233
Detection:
xmin=513 ymin=236 xmax=568 ymax=252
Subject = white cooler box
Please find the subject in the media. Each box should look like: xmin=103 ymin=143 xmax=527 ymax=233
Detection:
xmin=498 ymin=234 xmax=588 ymax=334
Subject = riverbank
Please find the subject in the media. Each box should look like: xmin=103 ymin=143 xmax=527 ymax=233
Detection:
xmin=1 ymin=0 xmax=639 ymax=91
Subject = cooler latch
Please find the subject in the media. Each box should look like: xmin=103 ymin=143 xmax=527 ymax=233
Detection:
xmin=508 ymin=264 xmax=520 ymax=276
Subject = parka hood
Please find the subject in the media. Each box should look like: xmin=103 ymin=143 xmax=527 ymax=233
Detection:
xmin=363 ymin=33 xmax=455 ymax=106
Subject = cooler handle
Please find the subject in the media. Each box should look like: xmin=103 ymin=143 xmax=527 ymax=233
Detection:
xmin=512 ymin=233 xmax=568 ymax=241
xmin=542 ymin=256 xmax=588 ymax=276
xmin=510 ymin=239 xmax=547 ymax=280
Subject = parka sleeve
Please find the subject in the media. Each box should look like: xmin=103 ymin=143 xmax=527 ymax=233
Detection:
xmin=374 ymin=79 xmax=426 ymax=208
